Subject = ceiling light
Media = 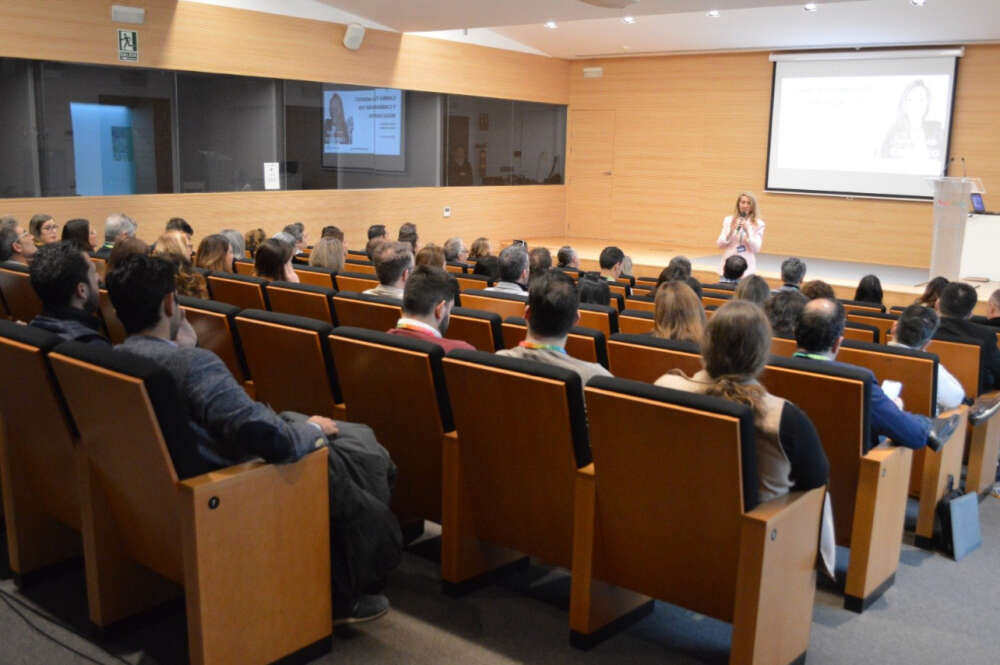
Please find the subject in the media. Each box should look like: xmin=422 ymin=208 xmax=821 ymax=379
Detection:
xmin=543 ymin=20 xmax=558 ymax=29
xmin=622 ymin=15 xmax=637 ymax=24
xmin=622 ymin=45 xmax=631 ymax=50
xmin=578 ymin=0 xmax=639 ymax=8
xmin=707 ymin=9 xmax=720 ymax=18
xmin=803 ymin=3 xmax=818 ymax=11
xmin=910 ymin=0 xmax=926 ymax=5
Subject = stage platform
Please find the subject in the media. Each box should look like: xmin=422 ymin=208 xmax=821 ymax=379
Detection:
xmin=521 ymin=237 xmax=997 ymax=315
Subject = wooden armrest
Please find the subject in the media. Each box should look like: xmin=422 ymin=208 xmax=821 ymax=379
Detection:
xmin=742 ymin=486 xmax=823 ymax=524
xmin=862 ymin=442 xmax=908 ymax=464
xmin=179 ymin=447 xmax=327 ymax=491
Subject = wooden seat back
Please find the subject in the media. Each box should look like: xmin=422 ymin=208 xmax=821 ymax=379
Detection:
xmin=234 ymin=310 xmax=342 ymax=417
xmin=207 ymin=273 xmax=269 ymax=310
xmin=0 ymin=264 xmax=42 ymax=322
xmin=292 ymin=265 xmax=336 ymax=288
xmin=607 ymin=281 xmax=630 ymax=299
xmin=334 ymin=272 xmax=379 ymax=292
xmin=458 ymin=290 xmax=527 ymax=320
xmin=178 ymin=296 xmax=249 ymax=382
xmin=446 ymin=307 xmax=502 ymax=351
xmin=618 ymin=309 xmax=655 ymax=335
xmin=234 ymin=260 xmax=255 ymax=276
xmin=770 ymin=336 xmax=798 ymax=357
xmin=606 ymin=333 xmax=702 ymax=383
xmin=265 ymin=281 xmax=336 ymax=325
xmin=329 ymin=327 xmax=453 ymax=523
xmin=98 ymin=289 xmax=127 ymax=344
xmin=455 ymin=274 xmax=493 ymax=291
xmin=445 ymin=262 xmax=468 ymax=274
xmin=501 ymin=317 xmax=608 ymax=367
xmin=332 ymin=292 xmax=402 ymax=332
xmin=703 ymin=294 xmax=731 ymax=308
xmin=836 ymin=340 xmax=937 ymax=416
xmin=90 ymin=257 xmax=107 ymax=280
xmin=843 ymin=322 xmax=879 ymax=343
xmin=847 ymin=312 xmax=897 ymax=343
xmin=840 ymin=301 xmax=885 ymax=315
xmin=578 ymin=303 xmax=618 ymax=336
xmin=926 ymin=337 xmax=981 ymax=397
xmin=442 ymin=350 xmax=590 ymax=570
xmin=624 ymin=296 xmax=655 ymax=313
xmin=343 ymin=260 xmax=376 ymax=275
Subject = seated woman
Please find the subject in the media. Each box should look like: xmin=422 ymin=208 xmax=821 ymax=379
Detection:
xmin=654 ymin=300 xmax=829 ymax=502
xmin=254 ymin=238 xmax=299 ymax=283
xmin=854 ymin=274 xmax=884 ymax=307
xmin=651 ymin=281 xmax=705 ymax=344
xmin=152 ymin=231 xmax=208 ymax=299
xmin=194 ymin=234 xmax=234 ymax=273
xmin=472 ymin=255 xmax=500 ymax=282
xmin=578 ymin=273 xmax=611 ymax=306
xmin=61 ymin=218 xmax=97 ymax=256
xmin=244 ymin=228 xmax=266 ymax=258
xmin=415 ymin=244 xmax=446 ymax=269
xmin=30 ymin=214 xmax=59 ymax=247
xmin=735 ymin=274 xmax=770 ymax=305
xmin=107 ymin=237 xmax=148 ymax=273
xmin=468 ymin=237 xmax=491 ymax=261
xmin=309 ymin=236 xmax=346 ymax=273
xmin=915 ymin=276 xmax=948 ymax=308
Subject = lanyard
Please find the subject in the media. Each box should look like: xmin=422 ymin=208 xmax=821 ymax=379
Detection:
xmin=519 ymin=341 xmax=567 ymax=354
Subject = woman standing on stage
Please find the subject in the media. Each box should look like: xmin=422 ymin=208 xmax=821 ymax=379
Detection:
xmin=716 ymin=191 xmax=765 ymax=276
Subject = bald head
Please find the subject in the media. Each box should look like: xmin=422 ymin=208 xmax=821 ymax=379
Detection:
xmin=795 ymin=297 xmax=846 ymax=354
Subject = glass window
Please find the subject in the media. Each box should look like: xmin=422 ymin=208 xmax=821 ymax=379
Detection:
xmin=512 ymin=102 xmax=566 ymax=185
xmin=446 ymin=95 xmax=514 ymax=186
xmin=0 ymin=59 xmax=41 ymax=197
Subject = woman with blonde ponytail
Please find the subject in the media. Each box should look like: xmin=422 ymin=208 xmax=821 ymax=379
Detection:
xmin=654 ymin=300 xmax=829 ymax=502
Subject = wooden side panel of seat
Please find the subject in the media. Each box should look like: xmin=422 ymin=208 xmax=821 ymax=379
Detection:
xmin=293 ymin=269 xmax=335 ymax=288
xmin=0 ymin=268 xmax=42 ymax=322
xmin=441 ymin=358 xmax=580 ymax=578
xmin=332 ymin=297 xmax=401 ymax=332
xmin=623 ymin=298 xmax=655 ymax=313
xmin=967 ymin=405 xmax=1000 ymax=495
xmin=458 ymin=293 xmax=526 ymax=320
xmin=235 ymin=318 xmax=340 ymax=417
xmin=926 ymin=339 xmax=980 ymax=397
xmin=619 ymin=314 xmax=654 ymax=335
xmin=329 ymin=336 xmax=445 ymax=523
xmin=914 ymin=407 xmax=968 ymax=541
xmin=843 ymin=327 xmax=876 ymax=343
xmin=181 ymin=306 xmax=246 ymax=382
xmin=446 ymin=314 xmax=497 ymax=351
xmin=702 ymin=287 xmax=732 ymax=297
xmin=847 ymin=314 xmax=896 ymax=342
xmin=98 ymin=290 xmax=127 ymax=344
xmin=500 ymin=322 xmax=600 ymax=364
xmin=607 ymin=339 xmax=701 ymax=384
xmin=207 ymin=276 xmax=267 ymax=311
xmin=266 ymin=286 xmax=335 ymax=325
xmin=335 ymin=274 xmax=379 ymax=292
xmin=607 ymin=283 xmax=629 ymax=298
xmin=577 ymin=308 xmax=613 ymax=336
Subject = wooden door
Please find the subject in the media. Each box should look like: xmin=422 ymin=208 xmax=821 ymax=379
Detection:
xmin=567 ymin=110 xmax=614 ymax=236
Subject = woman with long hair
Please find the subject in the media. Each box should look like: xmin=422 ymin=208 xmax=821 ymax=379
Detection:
xmin=735 ymin=274 xmax=771 ymax=305
xmin=153 ymin=231 xmax=209 ymax=299
xmin=194 ymin=234 xmax=234 ymax=273
xmin=915 ymin=276 xmax=948 ymax=308
xmin=716 ymin=191 xmax=765 ymax=276
xmin=254 ymin=238 xmax=298 ymax=283
xmin=309 ymin=236 xmax=346 ymax=272
xmin=854 ymin=274 xmax=884 ymax=306
xmin=652 ymin=280 xmax=706 ymax=344
xmin=30 ymin=214 xmax=59 ymax=246
xmin=61 ymin=218 xmax=97 ymax=255
xmin=244 ymin=228 xmax=266 ymax=258
xmin=468 ymin=237 xmax=492 ymax=260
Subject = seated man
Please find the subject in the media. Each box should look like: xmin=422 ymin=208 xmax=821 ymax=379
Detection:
xmin=0 ymin=222 xmax=37 ymax=266
xmin=764 ymin=289 xmax=807 ymax=339
xmin=107 ymin=254 xmax=401 ymax=624
xmin=889 ymin=305 xmax=965 ymax=414
xmin=983 ymin=288 xmax=1000 ymax=327
xmin=556 ymin=245 xmax=579 ymax=270
xmin=397 ymin=222 xmax=418 ymax=253
xmin=529 ymin=247 xmax=552 ymax=281
xmin=497 ymin=269 xmax=611 ymax=393
xmin=936 ymin=282 xmax=1000 ymax=393
xmin=794 ymin=298 xmax=957 ymax=451
xmin=28 ymin=242 xmax=107 ymax=344
xmin=716 ymin=254 xmax=748 ymax=287
xmin=96 ymin=213 xmax=138 ymax=260
xmin=443 ymin=237 xmax=468 ymax=264
xmin=777 ymin=257 xmax=806 ymax=292
xmin=484 ymin=244 xmax=530 ymax=295
xmin=388 ymin=265 xmax=474 ymax=352
xmin=367 ymin=224 xmax=387 ymax=242
xmin=364 ymin=241 xmax=413 ymax=300
xmin=598 ymin=245 xmax=625 ymax=283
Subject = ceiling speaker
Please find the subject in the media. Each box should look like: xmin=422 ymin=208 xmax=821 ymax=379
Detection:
xmin=343 ymin=23 xmax=366 ymax=51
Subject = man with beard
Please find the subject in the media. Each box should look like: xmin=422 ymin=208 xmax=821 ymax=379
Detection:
xmin=387 ymin=265 xmax=474 ymax=352
xmin=28 ymin=241 xmax=108 ymax=345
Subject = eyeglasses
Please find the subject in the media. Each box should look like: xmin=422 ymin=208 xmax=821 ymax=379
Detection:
xmin=41 ymin=223 xmax=58 ymax=232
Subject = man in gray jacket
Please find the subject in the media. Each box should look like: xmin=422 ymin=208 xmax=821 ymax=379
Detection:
xmin=107 ymin=253 xmax=401 ymax=625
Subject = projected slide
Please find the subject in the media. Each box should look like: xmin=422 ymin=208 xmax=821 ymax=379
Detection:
xmin=767 ymin=54 xmax=958 ymax=199
xmin=321 ymin=88 xmax=405 ymax=171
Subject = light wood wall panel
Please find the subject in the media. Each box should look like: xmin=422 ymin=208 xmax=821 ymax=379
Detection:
xmin=567 ymin=47 xmax=1000 ymax=268
xmin=0 ymin=186 xmax=565 ymax=251
xmin=0 ymin=1 xmax=568 ymax=104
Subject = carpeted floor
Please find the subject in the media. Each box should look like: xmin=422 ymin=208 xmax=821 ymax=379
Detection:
xmin=1 ymin=497 xmax=998 ymax=665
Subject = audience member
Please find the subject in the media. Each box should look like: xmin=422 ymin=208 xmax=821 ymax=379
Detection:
xmin=219 ymin=229 xmax=246 ymax=261
xmin=282 ymin=223 xmax=308 ymax=254
xmin=30 ymin=214 xmax=59 ymax=246
xmin=735 ymin=274 xmax=770 ymax=305
xmin=556 ymin=245 xmax=579 ymax=270
xmin=497 ymin=270 xmax=611 ymax=393
xmin=801 ymin=279 xmax=835 ymax=300
xmin=764 ymin=290 xmax=807 ymax=339
xmin=718 ymin=255 xmax=748 ymax=286
xmin=365 ymin=241 xmax=413 ymax=299
xmin=322 ymin=225 xmax=344 ymax=241
xmin=657 ymin=256 xmax=692 ymax=289
xmin=166 ymin=217 xmax=194 ymax=238
xmin=366 ymin=236 xmax=386 ymax=262
xmin=578 ymin=273 xmax=610 ymax=306
xmin=0 ymin=222 xmax=37 ymax=265
xmin=936 ymin=281 xmax=1000 ymax=392
xmin=244 ymin=228 xmax=266 ymax=258
xmin=889 ymin=305 xmax=965 ymax=414
xmin=443 ymin=237 xmax=468 ymax=263
xmin=0 ymin=216 xmax=16 ymax=233
xmin=685 ymin=276 xmax=704 ymax=299
xmin=97 ymin=213 xmax=138 ymax=259
xmin=415 ymin=244 xmax=446 ymax=269
xmin=985 ymin=288 xmax=1000 ymax=327
xmin=398 ymin=222 xmax=419 ymax=253
xmin=107 ymin=253 xmax=401 ymax=624
xmin=107 ymin=237 xmax=149 ymax=273
xmin=652 ymin=281 xmax=705 ymax=344
xmin=655 ymin=300 xmax=828 ymax=502
xmin=388 ymin=265 xmax=474 ymax=352
xmin=598 ymin=246 xmax=625 ymax=282
xmin=854 ymin=274 xmax=883 ymax=306
xmin=254 ymin=238 xmax=299 ymax=283
xmin=485 ymin=244 xmax=529 ymax=294
xmin=621 ymin=255 xmax=634 ymax=279
xmin=794 ymin=298 xmax=956 ymax=450
xmin=915 ymin=276 xmax=949 ymax=309
xmin=367 ymin=224 xmax=387 ymax=241
xmin=27 ymin=242 xmax=106 ymax=344
xmin=194 ymin=234 xmax=234 ymax=273
xmin=309 ymin=237 xmax=346 ymax=272
xmin=779 ymin=257 xmax=806 ymax=291
xmin=61 ymin=218 xmax=97 ymax=255
xmin=472 ymin=255 xmax=500 ymax=282
xmin=529 ymin=247 xmax=552 ymax=280
xmin=152 ymin=231 xmax=209 ymax=299
xmin=468 ymin=237 xmax=491 ymax=260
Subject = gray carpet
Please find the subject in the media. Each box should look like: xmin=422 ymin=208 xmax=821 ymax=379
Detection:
xmin=1 ymin=497 xmax=998 ymax=664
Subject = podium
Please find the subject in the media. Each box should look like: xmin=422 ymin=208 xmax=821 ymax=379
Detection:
xmin=927 ymin=176 xmax=984 ymax=281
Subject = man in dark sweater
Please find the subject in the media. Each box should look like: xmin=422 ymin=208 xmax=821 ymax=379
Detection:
xmin=936 ymin=282 xmax=1000 ymax=394
xmin=28 ymin=241 xmax=107 ymax=345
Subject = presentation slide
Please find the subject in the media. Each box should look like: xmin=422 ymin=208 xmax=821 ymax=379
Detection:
xmin=321 ymin=87 xmax=405 ymax=171
xmin=766 ymin=54 xmax=958 ymax=199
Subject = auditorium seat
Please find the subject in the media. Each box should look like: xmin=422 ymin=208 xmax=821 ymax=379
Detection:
xmin=702 ymin=286 xmax=735 ymax=297
xmin=446 ymin=261 xmax=468 ymax=274
xmin=623 ymin=295 xmax=655 ymax=313
xmin=265 ymin=281 xmax=337 ymax=326
xmin=926 ymin=336 xmax=981 ymax=396
xmin=206 ymin=273 xmax=269 ymax=310
xmin=703 ymin=293 xmax=732 ymax=308
xmin=347 ymin=249 xmax=368 ymax=258
xmin=446 ymin=307 xmax=503 ymax=351
xmin=501 ymin=317 xmax=608 ymax=367
xmin=840 ymin=299 xmax=886 ymax=315
xmin=329 ymin=327 xmax=454 ymax=525
xmin=760 ymin=355 xmax=912 ymax=612
xmin=846 ymin=311 xmax=897 ymax=343
xmin=770 ymin=336 xmax=797 ymax=357
xmin=344 ymin=259 xmax=376 ymax=275
xmin=90 ymin=256 xmax=106 ymax=280
xmin=844 ymin=321 xmax=880 ymax=344
xmin=440 ymin=350 xmax=591 ymax=592
xmin=606 ymin=280 xmax=632 ymax=299
xmin=178 ymin=296 xmax=250 ymax=386
xmin=578 ymin=303 xmax=619 ymax=336
xmin=606 ymin=333 xmax=701 ymax=383
xmin=458 ymin=289 xmax=527 ymax=320
xmin=332 ymin=292 xmax=402 ymax=332
xmin=572 ymin=376 xmax=824 ymax=664
xmin=234 ymin=310 xmax=345 ymax=420
xmin=608 ymin=293 xmax=625 ymax=311
xmin=49 ymin=341 xmax=331 ymax=665
xmin=292 ymin=265 xmax=336 ymax=288
xmin=333 ymin=271 xmax=379 ymax=293
xmin=455 ymin=274 xmax=493 ymax=291
xmin=234 ymin=259 xmax=255 ymax=276
xmin=98 ymin=289 xmax=127 ymax=344
xmin=0 ymin=262 xmax=42 ymax=322
xmin=0 ymin=321 xmax=81 ymax=579
xmin=618 ymin=309 xmax=655 ymax=335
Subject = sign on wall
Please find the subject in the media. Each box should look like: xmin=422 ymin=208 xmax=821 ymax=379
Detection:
xmin=117 ymin=29 xmax=138 ymax=62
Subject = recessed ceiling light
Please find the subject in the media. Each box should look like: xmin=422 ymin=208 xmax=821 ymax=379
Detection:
xmin=803 ymin=3 xmax=818 ymax=11
xmin=543 ymin=20 xmax=558 ymax=29
xmin=622 ymin=45 xmax=631 ymax=50
xmin=707 ymin=9 xmax=720 ymax=18
xmin=622 ymin=15 xmax=637 ymax=24
xmin=910 ymin=0 xmax=926 ymax=5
